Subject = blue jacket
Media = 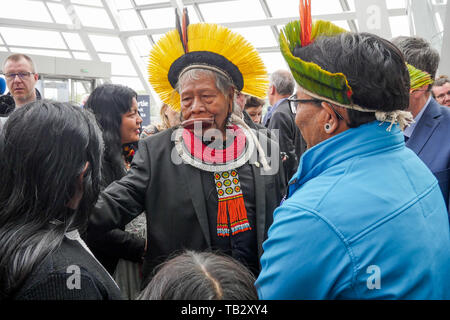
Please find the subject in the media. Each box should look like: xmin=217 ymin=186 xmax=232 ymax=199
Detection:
xmin=256 ymin=121 xmax=450 ymax=299
xmin=406 ymin=98 xmax=450 ymax=212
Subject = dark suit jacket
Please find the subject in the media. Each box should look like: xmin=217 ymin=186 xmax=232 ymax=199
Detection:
xmin=406 ymin=98 xmax=450 ymax=212
xmin=265 ymin=99 xmax=307 ymax=185
xmin=87 ymin=127 xmax=286 ymax=289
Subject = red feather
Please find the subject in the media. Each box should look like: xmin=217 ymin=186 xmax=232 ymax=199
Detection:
xmin=299 ymin=0 xmax=312 ymax=47
xmin=182 ymin=8 xmax=189 ymax=53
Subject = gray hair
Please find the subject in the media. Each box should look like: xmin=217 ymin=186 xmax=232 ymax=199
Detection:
xmin=269 ymin=70 xmax=295 ymax=95
xmin=3 ymin=53 xmax=37 ymax=73
xmin=391 ymin=36 xmax=440 ymax=80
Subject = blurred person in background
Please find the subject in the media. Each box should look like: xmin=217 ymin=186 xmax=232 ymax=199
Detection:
xmin=431 ymin=75 xmax=450 ymax=107
xmin=85 ymin=84 xmax=145 ymax=299
xmin=141 ymin=103 xmax=180 ymax=138
xmin=392 ymin=36 xmax=450 ymax=212
xmin=244 ymin=96 xmax=264 ymax=124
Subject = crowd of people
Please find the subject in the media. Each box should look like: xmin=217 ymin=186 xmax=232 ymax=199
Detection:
xmin=0 ymin=2 xmax=449 ymax=301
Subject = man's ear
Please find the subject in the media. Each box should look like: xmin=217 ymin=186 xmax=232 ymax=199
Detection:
xmin=269 ymin=85 xmax=276 ymax=96
xmin=320 ymin=102 xmax=340 ymax=134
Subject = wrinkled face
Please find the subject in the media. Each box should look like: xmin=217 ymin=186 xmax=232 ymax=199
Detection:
xmin=245 ymin=106 xmax=263 ymax=124
xmin=432 ymin=82 xmax=450 ymax=107
xmin=120 ymin=97 xmax=143 ymax=145
xmin=3 ymin=58 xmax=39 ymax=106
xmin=179 ymin=73 xmax=232 ymax=136
xmin=294 ymin=89 xmax=326 ymax=149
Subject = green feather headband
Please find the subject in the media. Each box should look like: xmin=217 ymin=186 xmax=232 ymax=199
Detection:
xmin=280 ymin=20 xmax=355 ymax=107
xmin=279 ymin=17 xmax=414 ymax=131
xmin=407 ymin=63 xmax=433 ymax=91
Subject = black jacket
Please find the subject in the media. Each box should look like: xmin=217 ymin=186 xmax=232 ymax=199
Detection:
xmin=15 ymin=234 xmax=123 ymax=300
xmin=265 ymin=99 xmax=306 ymax=185
xmin=87 ymin=126 xmax=286 ymax=289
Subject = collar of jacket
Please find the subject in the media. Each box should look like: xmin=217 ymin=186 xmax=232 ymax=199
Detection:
xmin=287 ymin=121 xmax=405 ymax=198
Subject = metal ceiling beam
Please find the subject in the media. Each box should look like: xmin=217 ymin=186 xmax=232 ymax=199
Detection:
xmin=258 ymin=0 xmax=280 ymax=45
xmin=0 ymin=17 xmax=118 ymax=36
xmin=135 ymin=0 xmax=238 ymax=11
xmin=102 ymin=0 xmax=157 ymax=104
xmin=339 ymin=0 xmax=358 ymax=32
xmin=61 ymin=0 xmax=102 ymax=63
xmin=407 ymin=0 xmax=442 ymax=49
xmin=120 ymin=8 xmax=407 ymax=38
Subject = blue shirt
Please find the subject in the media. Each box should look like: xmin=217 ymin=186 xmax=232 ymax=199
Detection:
xmin=256 ymin=121 xmax=450 ymax=299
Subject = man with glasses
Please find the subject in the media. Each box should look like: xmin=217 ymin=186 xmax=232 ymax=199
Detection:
xmin=392 ymin=36 xmax=450 ymax=212
xmin=264 ymin=70 xmax=306 ymax=186
xmin=2 ymin=53 xmax=41 ymax=109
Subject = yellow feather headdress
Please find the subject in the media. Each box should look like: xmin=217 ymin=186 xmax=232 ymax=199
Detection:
xmin=148 ymin=13 xmax=268 ymax=112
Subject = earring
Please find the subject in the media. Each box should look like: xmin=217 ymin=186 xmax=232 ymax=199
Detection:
xmin=324 ymin=123 xmax=331 ymax=132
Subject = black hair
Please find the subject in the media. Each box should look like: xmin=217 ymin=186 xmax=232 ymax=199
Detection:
xmin=245 ymin=96 xmax=265 ymax=109
xmin=0 ymin=100 xmax=103 ymax=299
xmin=137 ymin=250 xmax=258 ymax=300
xmin=294 ymin=32 xmax=410 ymax=127
xmin=85 ymin=84 xmax=138 ymax=187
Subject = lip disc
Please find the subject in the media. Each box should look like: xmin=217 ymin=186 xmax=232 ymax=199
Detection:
xmin=181 ymin=118 xmax=214 ymax=130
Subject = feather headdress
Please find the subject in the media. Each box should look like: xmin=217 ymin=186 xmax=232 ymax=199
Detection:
xmin=280 ymin=0 xmax=414 ymax=131
xmin=280 ymin=0 xmax=351 ymax=106
xmin=148 ymin=9 xmax=268 ymax=112
xmin=407 ymin=63 xmax=434 ymax=91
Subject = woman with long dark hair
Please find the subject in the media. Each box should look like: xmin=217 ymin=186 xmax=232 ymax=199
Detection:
xmin=85 ymin=84 xmax=142 ymax=185
xmin=85 ymin=84 xmax=146 ymax=299
xmin=0 ymin=100 xmax=122 ymax=300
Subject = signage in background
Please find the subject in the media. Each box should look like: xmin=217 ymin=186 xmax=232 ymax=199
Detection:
xmin=137 ymin=95 xmax=151 ymax=127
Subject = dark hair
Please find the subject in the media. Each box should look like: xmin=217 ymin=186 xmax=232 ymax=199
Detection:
xmin=85 ymin=84 xmax=138 ymax=187
xmin=433 ymin=75 xmax=450 ymax=88
xmin=0 ymin=100 xmax=103 ymax=299
xmin=294 ymin=32 xmax=410 ymax=128
xmin=137 ymin=250 xmax=258 ymax=300
xmin=245 ymin=96 xmax=265 ymax=109
xmin=391 ymin=36 xmax=440 ymax=81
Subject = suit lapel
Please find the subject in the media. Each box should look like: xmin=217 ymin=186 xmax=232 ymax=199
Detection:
xmin=251 ymin=163 xmax=266 ymax=258
xmin=407 ymin=99 xmax=442 ymax=155
xmin=179 ymin=162 xmax=212 ymax=247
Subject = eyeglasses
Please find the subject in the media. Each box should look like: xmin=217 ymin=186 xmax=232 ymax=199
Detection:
xmin=3 ymin=72 xmax=35 ymax=81
xmin=287 ymin=94 xmax=345 ymax=120
xmin=287 ymin=95 xmax=322 ymax=114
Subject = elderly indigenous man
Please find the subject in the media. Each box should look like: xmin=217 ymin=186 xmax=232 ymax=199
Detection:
xmin=255 ymin=1 xmax=450 ymax=299
xmin=87 ymin=10 xmax=285 ymax=289
xmin=392 ymin=36 xmax=450 ymax=213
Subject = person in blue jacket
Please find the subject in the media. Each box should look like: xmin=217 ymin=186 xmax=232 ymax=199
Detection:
xmin=255 ymin=11 xmax=450 ymax=299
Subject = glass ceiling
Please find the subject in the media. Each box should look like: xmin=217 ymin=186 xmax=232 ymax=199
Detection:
xmin=0 ymin=0 xmax=448 ymax=107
